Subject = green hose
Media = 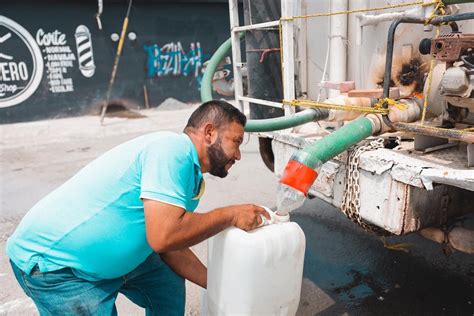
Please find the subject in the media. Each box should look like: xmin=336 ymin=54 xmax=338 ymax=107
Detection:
xmin=245 ymin=109 xmax=328 ymax=132
xmin=200 ymin=36 xmax=237 ymax=103
xmin=297 ymin=117 xmax=374 ymax=168
xmin=201 ymin=36 xmax=327 ymax=132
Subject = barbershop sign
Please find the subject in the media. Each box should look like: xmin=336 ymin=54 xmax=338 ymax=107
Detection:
xmin=0 ymin=15 xmax=44 ymax=108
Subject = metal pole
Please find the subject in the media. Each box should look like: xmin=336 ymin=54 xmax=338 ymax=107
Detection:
xmin=100 ymin=0 xmax=133 ymax=124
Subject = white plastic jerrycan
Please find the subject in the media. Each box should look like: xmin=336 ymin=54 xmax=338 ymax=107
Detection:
xmin=207 ymin=207 xmax=306 ymax=316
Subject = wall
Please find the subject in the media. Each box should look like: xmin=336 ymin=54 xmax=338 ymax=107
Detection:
xmin=0 ymin=1 xmax=233 ymax=123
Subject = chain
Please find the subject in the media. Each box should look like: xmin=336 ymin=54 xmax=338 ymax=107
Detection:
xmin=341 ymin=138 xmax=391 ymax=236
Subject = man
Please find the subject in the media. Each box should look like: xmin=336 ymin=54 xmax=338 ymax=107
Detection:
xmin=6 ymin=100 xmax=270 ymax=315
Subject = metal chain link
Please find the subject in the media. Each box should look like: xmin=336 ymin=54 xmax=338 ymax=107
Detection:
xmin=341 ymin=138 xmax=391 ymax=236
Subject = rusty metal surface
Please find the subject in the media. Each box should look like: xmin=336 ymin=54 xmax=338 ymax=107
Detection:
xmin=403 ymin=185 xmax=472 ymax=234
xmin=431 ymin=33 xmax=474 ymax=62
xmin=395 ymin=122 xmax=474 ymax=143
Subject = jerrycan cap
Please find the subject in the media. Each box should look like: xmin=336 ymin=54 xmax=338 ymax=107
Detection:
xmin=272 ymin=211 xmax=290 ymax=223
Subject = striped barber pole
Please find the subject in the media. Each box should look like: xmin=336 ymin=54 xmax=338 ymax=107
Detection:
xmin=74 ymin=25 xmax=96 ymax=78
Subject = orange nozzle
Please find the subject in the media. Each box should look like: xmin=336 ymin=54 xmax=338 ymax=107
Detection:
xmin=280 ymin=160 xmax=318 ymax=196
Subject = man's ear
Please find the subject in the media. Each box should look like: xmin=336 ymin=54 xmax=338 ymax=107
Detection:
xmin=203 ymin=123 xmax=218 ymax=144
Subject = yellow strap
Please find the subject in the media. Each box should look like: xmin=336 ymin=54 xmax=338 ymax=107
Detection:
xmin=375 ymin=98 xmax=408 ymax=111
xmin=425 ymin=0 xmax=446 ymax=25
xmin=283 ymin=99 xmax=390 ymax=115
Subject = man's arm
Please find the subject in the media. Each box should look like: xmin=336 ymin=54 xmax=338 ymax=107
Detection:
xmin=143 ymin=199 xmax=269 ymax=253
xmin=160 ymin=248 xmax=207 ymax=289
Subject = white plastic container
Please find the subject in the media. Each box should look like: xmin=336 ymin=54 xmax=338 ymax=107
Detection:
xmin=207 ymin=209 xmax=306 ymax=316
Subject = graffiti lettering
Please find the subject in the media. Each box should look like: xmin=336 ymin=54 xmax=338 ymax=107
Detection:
xmin=0 ymin=62 xmax=28 ymax=81
xmin=144 ymin=42 xmax=206 ymax=84
xmin=36 ymin=29 xmax=66 ymax=46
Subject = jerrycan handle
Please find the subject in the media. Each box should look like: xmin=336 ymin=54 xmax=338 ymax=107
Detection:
xmin=258 ymin=206 xmax=290 ymax=227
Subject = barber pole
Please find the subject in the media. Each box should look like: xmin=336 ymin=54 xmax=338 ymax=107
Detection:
xmin=74 ymin=25 xmax=95 ymax=78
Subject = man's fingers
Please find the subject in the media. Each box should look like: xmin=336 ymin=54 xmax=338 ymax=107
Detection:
xmin=256 ymin=206 xmax=271 ymax=219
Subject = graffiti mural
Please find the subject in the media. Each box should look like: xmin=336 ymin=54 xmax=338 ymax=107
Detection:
xmin=144 ymin=41 xmax=207 ymax=86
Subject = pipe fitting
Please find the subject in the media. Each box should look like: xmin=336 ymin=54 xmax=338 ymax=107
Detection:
xmin=366 ymin=114 xmax=385 ymax=135
xmin=369 ymin=97 xmax=423 ymax=134
xmin=388 ymin=98 xmax=422 ymax=123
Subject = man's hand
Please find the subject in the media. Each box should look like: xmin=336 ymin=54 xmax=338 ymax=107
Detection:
xmin=143 ymin=200 xmax=271 ymax=253
xmin=228 ymin=204 xmax=270 ymax=231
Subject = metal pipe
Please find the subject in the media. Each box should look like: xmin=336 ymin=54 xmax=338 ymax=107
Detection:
xmin=358 ymin=6 xmax=424 ymax=27
xmin=419 ymin=227 xmax=474 ymax=255
xmin=100 ymin=0 xmax=133 ymax=124
xmin=382 ymin=17 xmax=424 ymax=101
xmin=381 ymin=17 xmax=424 ymax=128
xmin=328 ymin=0 xmax=348 ymax=98
xmin=430 ymin=11 xmax=474 ymax=24
xmin=394 ymin=122 xmax=474 ymax=143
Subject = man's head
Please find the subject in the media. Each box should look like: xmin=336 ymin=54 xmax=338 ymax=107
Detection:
xmin=184 ymin=100 xmax=246 ymax=178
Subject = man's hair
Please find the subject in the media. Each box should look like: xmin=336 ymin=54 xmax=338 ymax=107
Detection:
xmin=184 ymin=100 xmax=246 ymax=131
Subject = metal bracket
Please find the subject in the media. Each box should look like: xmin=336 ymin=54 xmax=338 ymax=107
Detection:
xmin=468 ymin=143 xmax=474 ymax=167
xmin=414 ymin=134 xmax=448 ymax=151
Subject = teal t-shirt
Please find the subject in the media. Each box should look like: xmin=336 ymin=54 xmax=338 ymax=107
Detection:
xmin=6 ymin=132 xmax=203 ymax=280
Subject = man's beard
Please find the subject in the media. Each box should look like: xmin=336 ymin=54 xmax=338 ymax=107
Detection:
xmin=207 ymin=137 xmax=234 ymax=178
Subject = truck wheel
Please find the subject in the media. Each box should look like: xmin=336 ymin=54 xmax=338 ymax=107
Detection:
xmin=258 ymin=137 xmax=275 ymax=172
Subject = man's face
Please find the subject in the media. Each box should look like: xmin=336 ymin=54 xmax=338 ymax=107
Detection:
xmin=207 ymin=121 xmax=244 ymax=178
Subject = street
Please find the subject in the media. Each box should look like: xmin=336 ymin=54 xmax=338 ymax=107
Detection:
xmin=1 ymin=106 xmax=473 ymax=315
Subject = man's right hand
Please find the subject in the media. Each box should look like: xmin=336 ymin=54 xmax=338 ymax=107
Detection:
xmin=143 ymin=200 xmax=271 ymax=253
xmin=228 ymin=204 xmax=270 ymax=231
